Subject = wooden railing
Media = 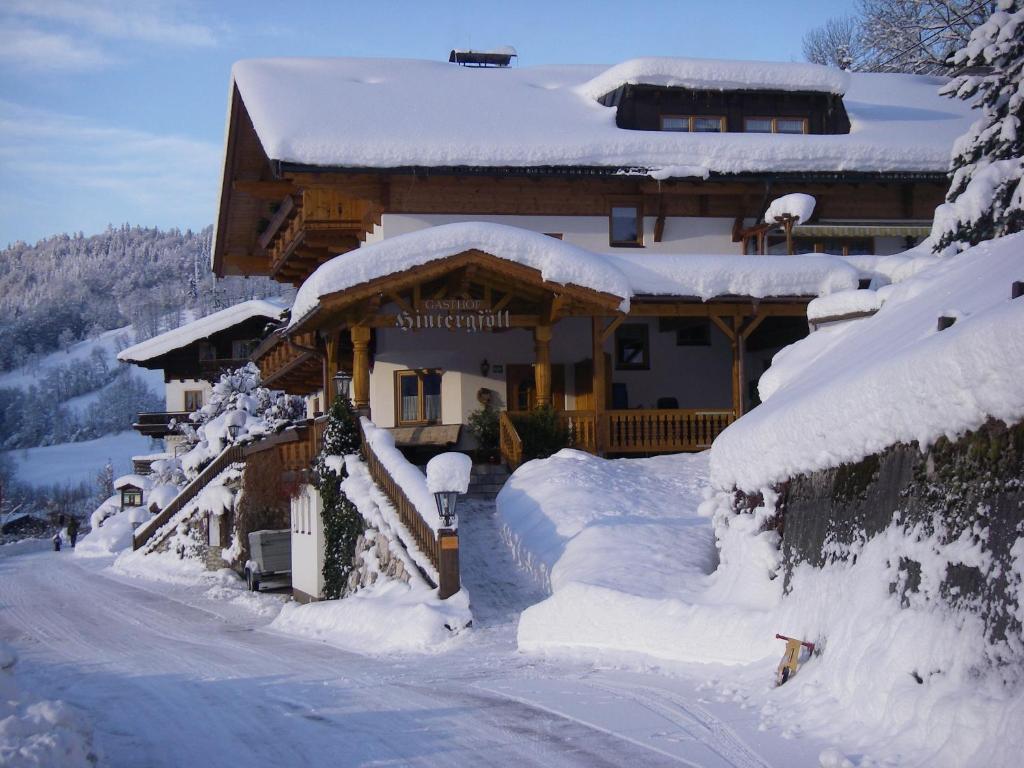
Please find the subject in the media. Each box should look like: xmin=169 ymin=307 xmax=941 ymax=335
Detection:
xmin=132 ymin=443 xmax=246 ymax=551
xmin=358 ymin=422 xmax=441 ymax=588
xmin=606 ymin=409 xmax=734 ymax=453
xmin=558 ymin=410 xmax=598 ymax=453
xmin=499 ymin=411 xmax=524 ymax=470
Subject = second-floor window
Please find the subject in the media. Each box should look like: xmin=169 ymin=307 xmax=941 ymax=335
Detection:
xmin=660 ymin=115 xmax=726 ymax=133
xmin=232 ymin=339 xmax=258 ymax=358
xmin=610 ymin=204 xmax=643 ymax=246
xmin=184 ymin=389 xmax=204 ymax=412
xmin=744 ymin=117 xmax=808 ymax=134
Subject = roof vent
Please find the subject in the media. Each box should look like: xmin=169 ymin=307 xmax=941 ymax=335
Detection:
xmin=449 ymin=46 xmax=517 ymax=68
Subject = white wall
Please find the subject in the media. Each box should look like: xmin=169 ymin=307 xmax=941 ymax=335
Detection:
xmin=165 ymin=379 xmax=212 ymax=412
xmin=290 ymin=483 xmax=324 ymax=601
xmin=378 ymin=213 xmax=738 ymax=255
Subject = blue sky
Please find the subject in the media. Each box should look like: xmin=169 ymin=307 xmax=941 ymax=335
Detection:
xmin=0 ymin=0 xmax=856 ymax=247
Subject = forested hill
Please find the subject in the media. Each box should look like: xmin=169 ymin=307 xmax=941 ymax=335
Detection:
xmin=0 ymin=225 xmax=282 ymax=373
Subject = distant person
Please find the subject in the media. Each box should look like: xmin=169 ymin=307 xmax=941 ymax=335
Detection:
xmin=52 ymin=532 xmax=61 ymax=552
xmin=67 ymin=517 xmax=79 ymax=548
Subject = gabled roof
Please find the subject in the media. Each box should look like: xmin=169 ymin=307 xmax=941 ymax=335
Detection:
xmin=229 ymin=55 xmax=971 ymax=177
xmin=118 ymin=299 xmax=287 ymax=364
xmin=288 ymin=222 xmax=860 ymax=328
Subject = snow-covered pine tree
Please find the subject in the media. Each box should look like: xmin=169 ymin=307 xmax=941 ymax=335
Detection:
xmin=314 ymin=396 xmax=363 ymax=599
xmin=95 ymin=461 xmax=114 ymax=505
xmin=933 ymin=0 xmax=1024 ymax=255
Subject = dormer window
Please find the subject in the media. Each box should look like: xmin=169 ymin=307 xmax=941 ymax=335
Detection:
xmin=744 ymin=117 xmax=808 ymax=134
xmin=660 ymin=115 xmax=725 ymax=133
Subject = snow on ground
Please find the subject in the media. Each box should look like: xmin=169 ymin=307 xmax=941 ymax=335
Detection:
xmin=712 ymin=231 xmax=1024 ymax=493
xmin=0 ymin=326 xmax=132 ymax=392
xmin=0 ymin=640 xmax=98 ymax=767
xmin=1 ymin=430 xmax=158 ymax=489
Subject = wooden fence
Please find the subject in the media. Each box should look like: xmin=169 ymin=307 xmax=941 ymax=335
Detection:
xmin=499 ymin=411 xmax=524 ymax=470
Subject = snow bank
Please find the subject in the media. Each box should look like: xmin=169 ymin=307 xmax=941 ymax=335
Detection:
xmin=806 ymin=289 xmax=884 ymax=322
xmin=764 ymin=193 xmax=815 ymax=223
xmin=495 ymin=450 xmax=778 ymax=663
xmin=360 ymin=419 xmax=444 ymax=532
xmin=712 ymin=232 xmax=1024 ymax=492
xmin=270 ymin=581 xmax=470 ymax=655
xmin=0 ymin=641 xmax=98 ymax=767
xmin=577 ymin=57 xmax=849 ymax=100
xmin=290 ymin=223 xmax=859 ymax=325
xmin=231 ymin=59 xmax=963 ymax=175
xmin=118 ymin=298 xmax=286 ymax=363
xmin=76 ymin=499 xmax=151 ymax=558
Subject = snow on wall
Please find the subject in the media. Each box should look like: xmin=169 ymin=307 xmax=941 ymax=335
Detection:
xmin=576 ymin=57 xmax=850 ymax=100
xmin=711 ymin=232 xmax=1024 ymax=493
xmin=290 ymin=222 xmax=859 ymax=325
xmin=118 ymin=299 xmax=286 ymax=363
xmin=231 ymin=58 xmax=971 ymax=175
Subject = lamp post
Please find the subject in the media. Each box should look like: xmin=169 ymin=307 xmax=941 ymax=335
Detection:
xmin=333 ymin=370 xmax=353 ymax=404
xmin=433 ymin=489 xmax=459 ymax=529
xmin=426 ymin=452 xmax=471 ymax=599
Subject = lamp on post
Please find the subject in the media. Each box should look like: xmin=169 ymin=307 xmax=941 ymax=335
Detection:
xmin=226 ymin=423 xmax=242 ymax=441
xmin=333 ymin=370 xmax=353 ymax=404
xmin=426 ymin=452 xmax=471 ymax=600
xmin=433 ymin=489 xmax=459 ymax=528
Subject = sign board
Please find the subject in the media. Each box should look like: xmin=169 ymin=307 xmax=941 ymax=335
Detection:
xmin=395 ymin=299 xmax=511 ymax=333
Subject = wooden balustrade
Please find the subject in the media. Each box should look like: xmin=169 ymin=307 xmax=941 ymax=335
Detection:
xmin=558 ymin=410 xmax=598 ymax=453
xmin=499 ymin=411 xmax=524 ymax=470
xmin=358 ymin=421 xmax=443 ymax=590
xmin=606 ymin=409 xmax=734 ymax=453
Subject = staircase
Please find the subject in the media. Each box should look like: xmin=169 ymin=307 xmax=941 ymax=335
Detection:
xmin=466 ymin=463 xmax=511 ymax=501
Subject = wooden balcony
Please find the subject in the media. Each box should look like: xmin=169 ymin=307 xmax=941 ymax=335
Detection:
xmin=132 ymin=411 xmax=191 ymax=438
xmin=501 ymin=408 xmax=735 ymax=469
xmin=260 ymin=189 xmax=380 ymax=285
xmin=253 ymin=331 xmax=323 ymax=394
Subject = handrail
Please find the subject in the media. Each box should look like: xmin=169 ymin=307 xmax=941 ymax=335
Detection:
xmin=132 ymin=442 xmax=246 ymax=551
xmin=358 ymin=421 xmax=440 ymax=586
xmin=558 ymin=410 xmax=598 ymax=454
xmin=499 ymin=411 xmax=524 ymax=470
xmin=606 ymin=409 xmax=734 ymax=453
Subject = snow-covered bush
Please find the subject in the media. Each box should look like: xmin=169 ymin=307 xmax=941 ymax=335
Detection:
xmin=933 ymin=0 xmax=1024 ymax=254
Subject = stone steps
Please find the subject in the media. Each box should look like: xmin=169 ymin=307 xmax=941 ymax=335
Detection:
xmin=465 ymin=463 xmax=510 ymax=501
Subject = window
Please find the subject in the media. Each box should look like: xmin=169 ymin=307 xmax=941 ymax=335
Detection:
xmin=122 ymin=488 xmax=143 ymax=507
xmin=615 ymin=324 xmax=650 ymax=370
xmin=744 ymin=117 xmax=808 ymax=134
xmin=610 ymin=204 xmax=642 ymax=246
xmin=231 ymin=339 xmax=258 ymax=358
xmin=197 ymin=342 xmax=216 ymax=361
xmin=184 ymin=389 xmax=204 ymax=411
xmin=396 ymin=370 xmax=442 ymax=424
xmin=661 ymin=115 xmax=725 ymax=132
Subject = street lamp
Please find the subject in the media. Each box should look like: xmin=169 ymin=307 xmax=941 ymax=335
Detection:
xmin=333 ymin=370 xmax=353 ymax=403
xmin=433 ymin=489 xmax=459 ymax=528
xmin=426 ymin=452 xmax=472 ymax=530
xmin=227 ymin=423 xmax=242 ymax=440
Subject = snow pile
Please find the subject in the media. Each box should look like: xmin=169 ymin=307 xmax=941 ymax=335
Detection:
xmin=577 ymin=57 xmax=850 ymax=100
xmin=230 ymin=58 xmax=970 ymax=175
xmin=270 ymin=454 xmax=471 ymax=653
xmin=712 ymin=231 xmax=1024 ymax=492
xmin=764 ymin=193 xmax=815 ymax=223
xmin=360 ymin=419 xmax=444 ymax=532
xmin=0 ymin=641 xmax=98 ymax=767
xmin=118 ymin=298 xmax=286 ymax=363
xmin=425 ymin=452 xmax=471 ymax=494
xmin=806 ymin=288 xmax=884 ymax=322
xmin=494 ymin=450 xmax=778 ymax=663
xmin=290 ymin=223 xmax=859 ymax=325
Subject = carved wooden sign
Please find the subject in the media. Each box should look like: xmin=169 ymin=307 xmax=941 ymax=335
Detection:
xmin=395 ymin=299 xmax=511 ymax=332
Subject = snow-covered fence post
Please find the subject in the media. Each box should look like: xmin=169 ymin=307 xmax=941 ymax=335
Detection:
xmin=427 ymin=453 xmax=471 ymax=599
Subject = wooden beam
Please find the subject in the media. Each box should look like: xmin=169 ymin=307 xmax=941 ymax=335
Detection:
xmin=232 ymin=180 xmax=296 ymax=200
xmin=592 ymin=317 xmax=608 ymax=456
xmin=258 ymin=195 xmax=296 ymax=251
xmin=600 ymin=314 xmax=625 ymax=344
xmin=710 ymin=314 xmax=736 ymax=341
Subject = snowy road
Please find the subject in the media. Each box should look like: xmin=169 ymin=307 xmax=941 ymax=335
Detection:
xmin=0 ymin=505 xmax=825 ymax=767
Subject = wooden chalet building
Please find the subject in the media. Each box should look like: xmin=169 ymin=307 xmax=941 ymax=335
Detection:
xmin=212 ymin=54 xmax=970 ymax=463
xmin=119 ymin=299 xmax=286 ymax=448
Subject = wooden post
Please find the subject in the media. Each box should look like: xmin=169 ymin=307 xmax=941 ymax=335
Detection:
xmin=324 ymin=333 xmax=339 ymax=405
xmin=437 ymin=529 xmax=460 ymax=599
xmin=351 ymin=325 xmax=371 ymax=412
xmin=592 ymin=317 xmax=608 ymax=455
xmin=733 ymin=315 xmax=745 ymax=417
xmin=534 ymin=325 xmax=552 ymax=408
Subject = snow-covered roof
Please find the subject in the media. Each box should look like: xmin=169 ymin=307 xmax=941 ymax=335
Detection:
xmin=114 ymin=474 xmax=149 ymax=491
xmin=118 ymin=299 xmax=287 ymax=363
xmin=290 ymin=222 xmax=859 ymax=325
xmin=231 ymin=56 xmax=972 ymax=176
xmin=576 ymin=57 xmax=850 ymax=100
xmin=710 ymin=232 xmax=1024 ymax=492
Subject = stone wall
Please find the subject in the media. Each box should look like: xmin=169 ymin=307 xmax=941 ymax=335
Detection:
xmin=776 ymin=418 xmax=1024 ymax=644
xmin=344 ymin=525 xmax=411 ymax=595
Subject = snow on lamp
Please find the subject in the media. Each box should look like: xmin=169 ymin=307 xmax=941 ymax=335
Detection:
xmin=426 ymin=452 xmax=472 ymax=529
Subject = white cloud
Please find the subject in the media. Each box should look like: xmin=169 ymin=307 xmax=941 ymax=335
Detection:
xmin=0 ymin=24 xmax=112 ymax=71
xmin=0 ymin=100 xmax=220 ymax=244
xmin=4 ymin=0 xmax=217 ymax=47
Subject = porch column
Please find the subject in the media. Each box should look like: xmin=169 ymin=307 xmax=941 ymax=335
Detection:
xmin=711 ymin=314 xmax=743 ymax=418
xmin=351 ymin=325 xmax=371 ymax=413
xmin=324 ymin=333 xmax=339 ymax=405
xmin=533 ymin=325 xmax=552 ymax=408
xmin=592 ymin=317 xmax=608 ymax=455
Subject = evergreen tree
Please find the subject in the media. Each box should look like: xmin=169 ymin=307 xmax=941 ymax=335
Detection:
xmin=933 ymin=0 xmax=1024 ymax=255
xmin=314 ymin=396 xmax=364 ymax=599
xmin=95 ymin=461 xmax=114 ymax=505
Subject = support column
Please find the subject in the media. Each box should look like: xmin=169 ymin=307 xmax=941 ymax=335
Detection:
xmin=324 ymin=333 xmax=339 ymax=406
xmin=437 ymin=529 xmax=460 ymax=600
xmin=533 ymin=325 xmax=552 ymax=408
xmin=351 ymin=325 xmax=371 ymax=413
xmin=732 ymin=315 xmax=744 ymax=417
xmin=592 ymin=317 xmax=608 ymax=455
